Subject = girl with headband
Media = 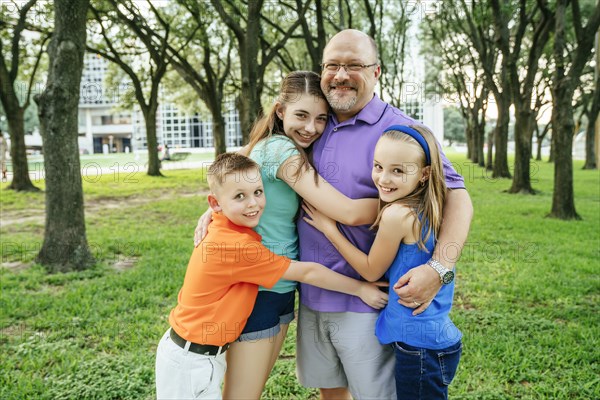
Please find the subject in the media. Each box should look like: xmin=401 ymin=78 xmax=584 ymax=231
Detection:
xmin=303 ymin=124 xmax=462 ymax=399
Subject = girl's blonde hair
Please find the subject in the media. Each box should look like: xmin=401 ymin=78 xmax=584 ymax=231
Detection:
xmin=372 ymin=125 xmax=447 ymax=251
xmin=246 ymin=71 xmax=327 ymax=180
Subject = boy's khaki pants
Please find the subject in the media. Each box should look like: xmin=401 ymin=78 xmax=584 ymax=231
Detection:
xmin=155 ymin=329 xmax=227 ymax=399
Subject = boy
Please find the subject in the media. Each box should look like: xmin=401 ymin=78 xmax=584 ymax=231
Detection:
xmin=155 ymin=153 xmax=387 ymax=400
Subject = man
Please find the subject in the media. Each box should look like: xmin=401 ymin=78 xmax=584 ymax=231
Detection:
xmin=295 ymin=29 xmax=473 ymax=399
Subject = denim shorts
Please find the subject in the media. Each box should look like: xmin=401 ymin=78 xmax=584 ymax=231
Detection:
xmin=238 ymin=290 xmax=295 ymax=341
xmin=393 ymin=340 xmax=462 ymax=400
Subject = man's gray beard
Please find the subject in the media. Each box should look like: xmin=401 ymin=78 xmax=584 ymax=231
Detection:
xmin=326 ymin=92 xmax=357 ymax=112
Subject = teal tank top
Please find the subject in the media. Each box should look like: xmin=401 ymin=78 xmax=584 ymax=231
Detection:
xmin=250 ymin=135 xmax=300 ymax=293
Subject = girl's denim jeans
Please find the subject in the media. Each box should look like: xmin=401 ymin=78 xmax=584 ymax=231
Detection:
xmin=393 ymin=340 xmax=462 ymax=400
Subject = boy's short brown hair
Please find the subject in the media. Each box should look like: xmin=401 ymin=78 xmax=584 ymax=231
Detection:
xmin=207 ymin=153 xmax=260 ymax=192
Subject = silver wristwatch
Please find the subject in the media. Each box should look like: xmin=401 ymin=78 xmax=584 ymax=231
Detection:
xmin=427 ymin=259 xmax=454 ymax=285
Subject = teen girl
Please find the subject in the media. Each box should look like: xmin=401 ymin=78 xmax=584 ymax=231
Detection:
xmin=195 ymin=71 xmax=380 ymax=399
xmin=303 ymin=125 xmax=462 ymax=399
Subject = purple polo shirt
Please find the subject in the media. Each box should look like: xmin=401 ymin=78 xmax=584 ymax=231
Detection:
xmin=297 ymin=94 xmax=465 ymax=313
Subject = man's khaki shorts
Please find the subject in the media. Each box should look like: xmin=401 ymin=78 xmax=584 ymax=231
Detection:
xmin=296 ymin=304 xmax=396 ymax=399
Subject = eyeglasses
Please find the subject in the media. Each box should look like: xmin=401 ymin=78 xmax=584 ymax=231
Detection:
xmin=320 ymin=62 xmax=378 ymax=73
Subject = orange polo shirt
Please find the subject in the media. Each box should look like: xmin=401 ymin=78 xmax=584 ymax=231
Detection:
xmin=169 ymin=212 xmax=291 ymax=346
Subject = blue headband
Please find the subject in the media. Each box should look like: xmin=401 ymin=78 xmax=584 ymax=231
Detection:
xmin=382 ymin=125 xmax=431 ymax=165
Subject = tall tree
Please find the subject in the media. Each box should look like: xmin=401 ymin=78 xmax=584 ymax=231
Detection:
xmin=422 ymin=11 xmax=489 ymax=166
xmin=294 ymin=0 xmax=327 ymax=73
xmin=0 ymin=0 xmax=46 ymax=191
xmin=88 ymin=0 xmax=172 ymax=176
xmin=35 ymin=0 xmax=94 ymax=272
xmin=372 ymin=0 xmax=410 ymax=107
xmin=430 ymin=1 xmax=511 ymax=176
xmin=460 ymin=0 xmax=512 ymax=178
xmin=169 ymin=0 xmax=233 ymax=156
xmin=496 ymin=0 xmax=554 ymax=194
xmin=549 ymin=0 xmax=600 ymax=219
xmin=209 ymin=0 xmax=308 ymax=143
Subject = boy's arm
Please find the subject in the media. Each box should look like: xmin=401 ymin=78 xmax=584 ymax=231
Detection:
xmin=394 ymin=189 xmax=473 ymax=314
xmin=282 ymin=261 xmax=388 ymax=309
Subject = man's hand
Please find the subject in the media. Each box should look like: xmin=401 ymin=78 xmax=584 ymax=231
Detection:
xmin=194 ymin=208 xmax=213 ymax=247
xmin=393 ymin=264 xmax=441 ymax=315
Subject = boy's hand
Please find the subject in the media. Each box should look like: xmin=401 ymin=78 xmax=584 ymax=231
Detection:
xmin=194 ymin=208 xmax=213 ymax=247
xmin=358 ymin=281 xmax=389 ymax=309
xmin=302 ymin=202 xmax=337 ymax=236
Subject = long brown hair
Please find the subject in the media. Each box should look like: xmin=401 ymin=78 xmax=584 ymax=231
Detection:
xmin=246 ymin=71 xmax=327 ymax=180
xmin=371 ymin=125 xmax=447 ymax=251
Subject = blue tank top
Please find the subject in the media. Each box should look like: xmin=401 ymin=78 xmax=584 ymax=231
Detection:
xmin=375 ymin=227 xmax=462 ymax=350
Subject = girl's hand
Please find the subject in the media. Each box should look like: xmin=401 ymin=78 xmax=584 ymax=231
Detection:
xmin=358 ymin=281 xmax=389 ymax=309
xmin=302 ymin=202 xmax=338 ymax=236
xmin=194 ymin=208 xmax=213 ymax=247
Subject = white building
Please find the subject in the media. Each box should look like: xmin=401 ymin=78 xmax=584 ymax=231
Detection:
xmin=77 ymin=53 xmax=242 ymax=154
xmin=397 ymin=20 xmax=445 ymax=142
xmin=77 ymin=53 xmax=134 ymax=154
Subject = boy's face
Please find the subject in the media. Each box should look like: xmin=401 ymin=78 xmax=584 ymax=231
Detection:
xmin=208 ymin=168 xmax=266 ymax=228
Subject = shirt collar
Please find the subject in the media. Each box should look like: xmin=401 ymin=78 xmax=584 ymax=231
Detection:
xmin=330 ymin=94 xmax=387 ymax=127
xmin=211 ymin=212 xmax=262 ymax=240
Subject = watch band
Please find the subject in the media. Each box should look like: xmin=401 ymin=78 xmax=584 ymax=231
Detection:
xmin=427 ymin=258 xmax=454 ymax=285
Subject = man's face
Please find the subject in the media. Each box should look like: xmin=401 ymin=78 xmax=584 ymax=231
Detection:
xmin=320 ymin=33 xmax=380 ymax=120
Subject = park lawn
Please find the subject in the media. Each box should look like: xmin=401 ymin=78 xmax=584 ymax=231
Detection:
xmin=0 ymin=155 xmax=598 ymax=399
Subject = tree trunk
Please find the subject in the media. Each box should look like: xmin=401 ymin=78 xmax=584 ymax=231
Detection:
xmin=144 ymin=104 xmax=162 ymax=176
xmin=468 ymin=105 xmax=485 ymax=165
xmin=0 ymin=0 xmax=40 ymax=192
xmin=238 ymin=2 xmax=262 ymax=144
xmin=536 ymin=138 xmax=543 ymax=161
xmin=35 ymin=0 xmax=94 ymax=272
xmin=476 ymin=117 xmax=486 ymax=167
xmin=549 ymin=0 xmax=577 ymax=218
xmin=583 ymin=115 xmax=597 ymax=169
xmin=209 ymin=103 xmax=227 ymax=156
xmin=549 ymin=93 xmax=580 ymax=219
xmin=509 ymin=110 xmax=536 ymax=193
xmin=465 ymin=119 xmax=474 ymax=161
xmin=486 ymin=130 xmax=494 ymax=170
xmin=298 ymin=0 xmax=326 ymax=73
xmin=549 ymin=131 xmax=555 ymax=162
xmin=493 ymin=96 xmax=511 ymax=178
xmin=6 ymin=107 xmax=38 ymax=191
xmin=582 ymin=70 xmax=598 ymax=169
xmin=238 ymin=67 xmax=262 ymax=144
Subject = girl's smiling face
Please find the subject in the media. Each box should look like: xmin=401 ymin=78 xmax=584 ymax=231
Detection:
xmin=276 ymin=93 xmax=329 ymax=149
xmin=372 ymin=136 xmax=429 ymax=202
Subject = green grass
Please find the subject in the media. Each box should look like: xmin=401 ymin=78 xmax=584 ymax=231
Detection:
xmin=1 ymin=155 xmax=598 ymax=399
xmin=5 ymin=151 xmax=216 ymax=174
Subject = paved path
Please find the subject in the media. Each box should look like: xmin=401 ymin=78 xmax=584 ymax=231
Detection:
xmin=1 ymin=158 xmax=213 ymax=183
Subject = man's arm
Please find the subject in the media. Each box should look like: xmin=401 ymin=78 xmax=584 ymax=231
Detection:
xmin=394 ymin=188 xmax=473 ymax=314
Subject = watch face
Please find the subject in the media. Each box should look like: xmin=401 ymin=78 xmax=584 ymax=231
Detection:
xmin=442 ymin=270 xmax=455 ymax=284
